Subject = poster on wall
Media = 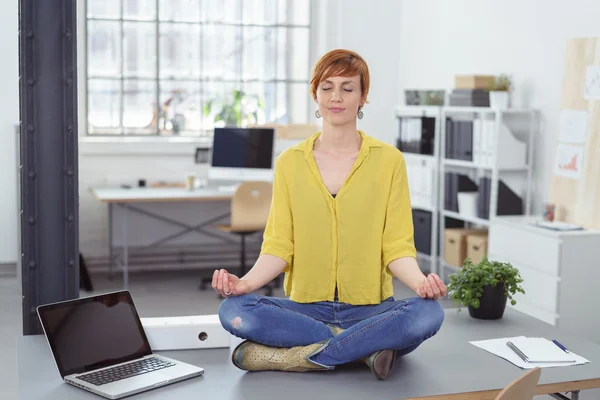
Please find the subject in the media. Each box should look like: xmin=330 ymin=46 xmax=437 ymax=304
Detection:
xmin=584 ymin=66 xmax=600 ymax=100
xmin=559 ymin=109 xmax=589 ymax=144
xmin=554 ymin=143 xmax=584 ymax=179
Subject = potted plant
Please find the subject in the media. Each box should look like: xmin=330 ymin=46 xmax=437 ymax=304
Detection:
xmin=203 ymin=89 xmax=265 ymax=128
xmin=488 ymin=74 xmax=513 ymax=110
xmin=447 ymin=257 xmax=525 ymax=320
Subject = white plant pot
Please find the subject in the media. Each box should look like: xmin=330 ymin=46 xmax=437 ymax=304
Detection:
xmin=489 ymin=91 xmax=509 ymax=110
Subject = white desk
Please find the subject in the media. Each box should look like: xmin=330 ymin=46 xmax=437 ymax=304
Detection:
xmin=91 ymin=186 xmax=239 ymax=287
xmin=17 ymin=308 xmax=600 ymax=399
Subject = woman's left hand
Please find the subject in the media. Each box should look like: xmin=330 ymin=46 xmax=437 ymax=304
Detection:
xmin=417 ymin=273 xmax=447 ymax=300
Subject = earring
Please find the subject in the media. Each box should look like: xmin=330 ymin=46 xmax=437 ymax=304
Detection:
xmin=357 ymin=110 xmax=364 ymax=119
xmin=315 ymin=110 xmax=321 ymax=118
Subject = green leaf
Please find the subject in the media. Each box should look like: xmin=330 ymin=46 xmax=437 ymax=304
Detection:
xmin=446 ymin=257 xmax=525 ymax=312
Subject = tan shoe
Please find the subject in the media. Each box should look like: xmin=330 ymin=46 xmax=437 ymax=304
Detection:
xmin=327 ymin=325 xmax=345 ymax=336
xmin=231 ymin=340 xmax=331 ymax=372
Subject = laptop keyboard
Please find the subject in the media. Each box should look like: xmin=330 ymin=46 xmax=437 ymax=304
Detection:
xmin=77 ymin=357 xmax=176 ymax=386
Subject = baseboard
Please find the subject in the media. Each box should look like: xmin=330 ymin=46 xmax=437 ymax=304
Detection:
xmin=0 ymin=263 xmax=17 ymax=277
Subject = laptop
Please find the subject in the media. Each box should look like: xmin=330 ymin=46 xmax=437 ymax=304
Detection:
xmin=37 ymin=290 xmax=204 ymax=399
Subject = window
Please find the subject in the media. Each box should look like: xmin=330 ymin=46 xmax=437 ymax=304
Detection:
xmin=86 ymin=0 xmax=312 ymax=136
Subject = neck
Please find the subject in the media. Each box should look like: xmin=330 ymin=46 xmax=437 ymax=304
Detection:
xmin=317 ymin=121 xmax=361 ymax=153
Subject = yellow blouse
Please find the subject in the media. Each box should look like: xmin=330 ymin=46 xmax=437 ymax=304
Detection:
xmin=260 ymin=130 xmax=417 ymax=305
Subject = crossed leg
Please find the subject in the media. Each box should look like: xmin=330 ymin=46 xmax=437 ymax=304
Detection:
xmin=218 ymin=294 xmax=444 ymax=367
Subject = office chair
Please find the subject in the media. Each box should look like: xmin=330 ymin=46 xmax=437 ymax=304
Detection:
xmin=494 ymin=367 xmax=541 ymax=400
xmin=200 ymin=181 xmax=280 ymax=296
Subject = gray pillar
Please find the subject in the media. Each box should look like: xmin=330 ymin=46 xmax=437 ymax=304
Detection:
xmin=19 ymin=0 xmax=79 ymax=335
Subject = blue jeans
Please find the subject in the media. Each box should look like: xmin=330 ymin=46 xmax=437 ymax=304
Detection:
xmin=218 ymin=294 xmax=444 ymax=367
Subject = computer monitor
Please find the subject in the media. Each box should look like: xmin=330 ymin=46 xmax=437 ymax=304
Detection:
xmin=208 ymin=127 xmax=275 ymax=182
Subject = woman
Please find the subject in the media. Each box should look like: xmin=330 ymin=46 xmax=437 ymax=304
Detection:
xmin=213 ymin=49 xmax=447 ymax=380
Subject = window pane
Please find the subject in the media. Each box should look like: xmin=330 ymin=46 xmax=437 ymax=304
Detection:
xmin=88 ymin=79 xmax=121 ymax=134
xmin=87 ymin=0 xmax=121 ymax=19
xmin=259 ymin=82 xmax=277 ymax=123
xmin=123 ymin=80 xmax=157 ymax=133
xmin=242 ymin=27 xmax=276 ymax=80
xmin=159 ymin=23 xmax=201 ymax=79
xmin=123 ymin=0 xmax=157 ymax=21
xmin=87 ymin=21 xmax=121 ymax=77
xmin=202 ymin=25 xmax=240 ymax=80
xmin=203 ymin=82 xmax=239 ymax=129
xmin=275 ymin=27 xmax=287 ymax=79
xmin=289 ymin=82 xmax=309 ymax=123
xmin=277 ymin=0 xmax=310 ymax=25
xmin=159 ymin=0 xmax=201 ymax=22
xmin=123 ymin=22 xmax=157 ymax=78
xmin=274 ymin=82 xmax=287 ymax=123
xmin=201 ymin=0 xmax=241 ymax=23
xmin=242 ymin=0 xmax=276 ymax=25
xmin=290 ymin=27 xmax=309 ymax=80
xmin=241 ymin=82 xmax=267 ymax=126
xmin=159 ymin=81 xmax=202 ymax=135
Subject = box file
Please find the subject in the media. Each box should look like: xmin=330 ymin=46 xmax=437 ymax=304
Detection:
xmin=141 ymin=314 xmax=231 ymax=351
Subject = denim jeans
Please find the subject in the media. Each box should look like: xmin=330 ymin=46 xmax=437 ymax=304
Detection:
xmin=218 ymin=294 xmax=445 ymax=368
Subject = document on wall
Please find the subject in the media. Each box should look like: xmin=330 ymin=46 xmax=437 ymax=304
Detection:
xmin=584 ymin=65 xmax=600 ymax=100
xmin=559 ymin=109 xmax=589 ymax=144
xmin=470 ymin=336 xmax=590 ymax=369
xmin=554 ymin=143 xmax=584 ymax=179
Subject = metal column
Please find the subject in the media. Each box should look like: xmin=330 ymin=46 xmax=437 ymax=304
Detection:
xmin=19 ymin=0 xmax=79 ymax=335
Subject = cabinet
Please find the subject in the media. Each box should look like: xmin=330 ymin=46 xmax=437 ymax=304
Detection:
xmin=488 ymin=215 xmax=600 ymax=343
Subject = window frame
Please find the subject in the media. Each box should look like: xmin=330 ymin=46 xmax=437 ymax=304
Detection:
xmin=83 ymin=0 xmax=314 ymax=139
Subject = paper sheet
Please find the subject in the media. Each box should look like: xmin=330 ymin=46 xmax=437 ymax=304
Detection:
xmin=554 ymin=143 xmax=584 ymax=179
xmin=584 ymin=66 xmax=600 ymax=100
xmin=470 ymin=336 xmax=590 ymax=369
xmin=559 ymin=109 xmax=589 ymax=144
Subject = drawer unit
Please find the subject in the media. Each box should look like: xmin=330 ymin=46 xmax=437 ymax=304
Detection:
xmin=488 ymin=216 xmax=600 ymax=344
xmin=488 ymin=222 xmax=561 ymax=276
xmin=509 ymin=264 xmax=559 ymax=315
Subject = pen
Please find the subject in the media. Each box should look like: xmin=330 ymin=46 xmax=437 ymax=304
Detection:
xmin=552 ymin=339 xmax=570 ymax=353
xmin=506 ymin=341 xmax=529 ymax=363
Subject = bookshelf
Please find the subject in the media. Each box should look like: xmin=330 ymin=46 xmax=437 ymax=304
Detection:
xmin=394 ymin=105 xmax=538 ymax=281
xmin=395 ymin=105 xmax=443 ymax=275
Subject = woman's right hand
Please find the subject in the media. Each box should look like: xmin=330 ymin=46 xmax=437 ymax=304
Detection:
xmin=212 ymin=269 xmax=252 ymax=297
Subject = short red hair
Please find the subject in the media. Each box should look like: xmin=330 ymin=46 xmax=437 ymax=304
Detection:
xmin=310 ymin=49 xmax=370 ymax=103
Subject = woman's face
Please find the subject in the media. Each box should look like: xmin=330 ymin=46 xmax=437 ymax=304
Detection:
xmin=315 ymin=75 xmax=364 ymax=126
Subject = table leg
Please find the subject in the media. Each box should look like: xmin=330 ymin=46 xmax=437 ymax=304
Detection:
xmin=108 ymin=203 xmax=114 ymax=280
xmin=549 ymin=391 xmax=580 ymax=400
xmin=122 ymin=204 xmax=129 ymax=289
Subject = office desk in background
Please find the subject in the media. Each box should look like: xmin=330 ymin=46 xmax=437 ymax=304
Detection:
xmin=91 ymin=186 xmax=244 ymax=288
xmin=17 ymin=308 xmax=600 ymax=400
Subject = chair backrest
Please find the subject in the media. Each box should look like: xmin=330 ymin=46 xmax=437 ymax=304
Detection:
xmin=230 ymin=181 xmax=273 ymax=231
xmin=495 ymin=367 xmax=541 ymax=400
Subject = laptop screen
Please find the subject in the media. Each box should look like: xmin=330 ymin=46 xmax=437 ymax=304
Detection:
xmin=37 ymin=291 xmax=152 ymax=378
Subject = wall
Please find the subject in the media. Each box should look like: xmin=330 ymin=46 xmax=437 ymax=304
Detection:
xmin=316 ymin=0 xmax=403 ymax=145
xmin=0 ymin=0 xmax=18 ymax=265
xmin=397 ymin=0 xmax=600 ymax=215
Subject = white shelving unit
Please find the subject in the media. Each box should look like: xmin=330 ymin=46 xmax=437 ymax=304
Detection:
xmin=438 ymin=107 xmax=537 ymax=281
xmin=393 ymin=105 xmax=538 ymax=280
xmin=394 ymin=105 xmax=443 ymax=275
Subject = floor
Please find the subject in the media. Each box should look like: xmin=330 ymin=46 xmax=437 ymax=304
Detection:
xmin=0 ymin=269 xmax=595 ymax=400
